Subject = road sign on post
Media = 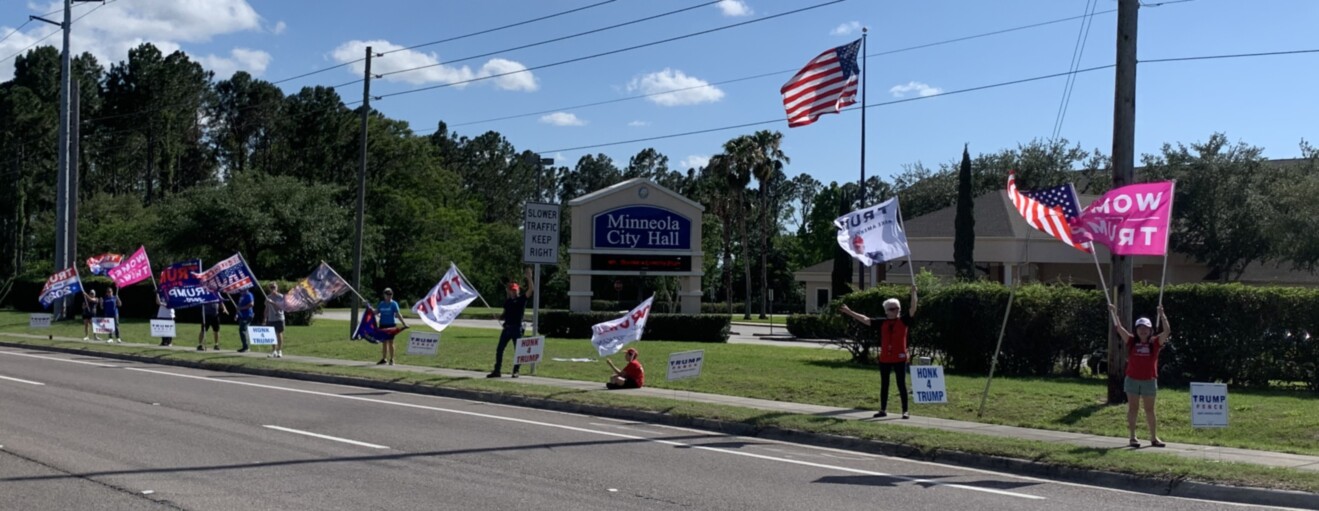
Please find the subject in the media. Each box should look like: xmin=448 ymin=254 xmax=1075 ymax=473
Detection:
xmin=523 ymin=203 xmax=560 ymax=265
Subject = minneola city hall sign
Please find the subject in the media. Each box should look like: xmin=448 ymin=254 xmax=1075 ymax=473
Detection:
xmin=567 ymin=178 xmax=704 ymax=314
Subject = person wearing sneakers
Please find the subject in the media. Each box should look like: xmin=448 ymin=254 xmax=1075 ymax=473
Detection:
xmin=1110 ymin=304 xmax=1172 ymax=448
xmin=198 ymin=300 xmax=228 ymax=351
xmin=264 ymin=283 xmax=287 ymax=358
xmin=81 ymin=289 xmax=100 ymax=341
xmin=235 ymin=288 xmax=255 ymax=353
xmin=155 ymin=292 xmax=176 ymax=347
xmin=375 ymin=288 xmax=408 ymax=366
xmin=100 ymin=287 xmax=123 ymax=343
xmin=488 ymin=267 xmax=534 ymax=378
xmin=839 ymin=285 xmax=918 ymax=419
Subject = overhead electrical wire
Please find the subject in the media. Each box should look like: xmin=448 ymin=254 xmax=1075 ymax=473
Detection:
xmin=1050 ymin=0 xmax=1101 ymax=141
xmin=269 ymin=0 xmax=619 ymax=86
xmin=0 ymin=0 xmax=118 ymax=65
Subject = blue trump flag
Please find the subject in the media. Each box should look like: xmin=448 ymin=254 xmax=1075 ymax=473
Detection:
xmin=195 ymin=253 xmax=258 ymax=295
xmin=159 ymin=260 xmax=221 ymax=308
xmin=352 ymin=308 xmax=406 ymax=344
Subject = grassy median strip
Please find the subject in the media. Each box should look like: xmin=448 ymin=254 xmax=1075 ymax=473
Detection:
xmin=4 ymin=311 xmax=1318 ymax=458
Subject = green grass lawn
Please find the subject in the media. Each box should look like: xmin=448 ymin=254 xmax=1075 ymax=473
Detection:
xmin=4 ymin=310 xmax=1318 ymax=458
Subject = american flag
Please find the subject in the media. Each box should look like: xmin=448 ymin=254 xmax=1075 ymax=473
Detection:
xmin=781 ymin=39 xmax=861 ymax=128
xmin=1007 ymin=171 xmax=1090 ymax=252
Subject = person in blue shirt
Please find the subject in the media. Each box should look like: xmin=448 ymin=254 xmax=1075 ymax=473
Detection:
xmin=235 ymin=289 xmax=255 ymax=353
xmin=489 ymin=267 xmax=534 ymax=378
xmin=100 ymin=287 xmax=123 ymax=343
xmin=374 ymin=288 xmax=409 ymax=366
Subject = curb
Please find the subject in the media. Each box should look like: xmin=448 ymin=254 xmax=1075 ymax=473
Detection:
xmin=3 ymin=339 xmax=1316 ymax=509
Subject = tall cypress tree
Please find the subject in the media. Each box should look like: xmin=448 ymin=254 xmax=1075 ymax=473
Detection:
xmin=954 ymin=144 xmax=977 ymax=281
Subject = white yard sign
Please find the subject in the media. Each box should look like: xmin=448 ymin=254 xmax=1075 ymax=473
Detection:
xmin=407 ymin=332 xmax=440 ymax=356
xmin=523 ymin=203 xmax=560 ymax=265
xmin=92 ymin=318 xmax=116 ymax=335
xmin=149 ymin=320 xmax=177 ymax=338
xmin=909 ymin=365 xmax=948 ymax=404
xmin=29 ymin=313 xmax=52 ymax=329
xmin=248 ymin=325 xmax=277 ymax=346
xmin=1191 ymin=382 xmax=1229 ymax=428
xmin=667 ymin=350 xmax=705 ymax=381
xmin=514 ymin=335 xmax=545 ymax=365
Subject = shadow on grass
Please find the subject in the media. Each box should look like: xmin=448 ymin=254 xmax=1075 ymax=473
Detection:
xmin=803 ymin=359 xmax=869 ymax=370
xmin=1058 ymin=403 xmax=1109 ymax=425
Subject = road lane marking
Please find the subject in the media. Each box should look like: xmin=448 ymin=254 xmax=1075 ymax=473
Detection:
xmin=0 ymin=350 xmax=119 ymax=367
xmin=123 ymin=366 xmax=1041 ymax=501
xmin=0 ymin=374 xmax=44 ymax=385
xmin=263 ymin=425 xmax=388 ymax=449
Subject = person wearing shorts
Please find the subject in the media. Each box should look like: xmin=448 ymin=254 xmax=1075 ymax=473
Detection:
xmin=81 ymin=289 xmax=100 ymax=341
xmin=198 ymin=300 xmax=227 ymax=351
xmin=1109 ymin=304 xmax=1172 ymax=448
xmin=155 ymin=293 xmax=176 ymax=347
xmin=374 ymin=288 xmax=408 ymax=366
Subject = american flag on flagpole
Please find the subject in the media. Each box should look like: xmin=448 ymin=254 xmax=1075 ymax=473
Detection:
xmin=781 ymin=38 xmax=861 ymax=128
xmin=1007 ymin=171 xmax=1091 ymax=252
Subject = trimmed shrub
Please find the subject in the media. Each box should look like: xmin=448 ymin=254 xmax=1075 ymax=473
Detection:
xmin=539 ymin=311 xmax=730 ymax=343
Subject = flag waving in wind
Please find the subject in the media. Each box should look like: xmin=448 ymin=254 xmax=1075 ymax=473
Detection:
xmin=1007 ymin=172 xmax=1090 ymax=252
xmin=781 ymin=38 xmax=861 ymax=128
xmin=1071 ymin=181 xmax=1175 ymax=256
xmin=283 ymin=262 xmax=352 ymax=312
xmin=195 ymin=254 xmax=259 ymax=294
xmin=107 ymin=246 xmax=153 ymax=288
xmin=411 ymin=264 xmax=480 ymax=333
xmin=86 ymin=253 xmax=122 ymax=276
xmin=39 ymin=267 xmax=82 ymax=309
xmin=591 ymin=296 xmax=655 ymax=357
xmin=352 ymin=308 xmax=406 ymax=344
xmin=834 ymin=197 xmax=910 ymax=266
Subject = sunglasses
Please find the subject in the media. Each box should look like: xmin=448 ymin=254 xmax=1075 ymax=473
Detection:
xmin=885 ymin=307 xmax=899 ymax=312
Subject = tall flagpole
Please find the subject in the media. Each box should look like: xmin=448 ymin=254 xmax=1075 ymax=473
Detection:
xmin=857 ymin=29 xmax=868 ymax=291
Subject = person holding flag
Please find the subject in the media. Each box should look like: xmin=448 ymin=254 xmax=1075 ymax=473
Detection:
xmin=605 ymin=348 xmax=644 ymax=389
xmin=264 ymin=283 xmax=287 ymax=358
xmin=1109 ymin=304 xmax=1172 ymax=448
xmin=198 ymin=300 xmax=228 ymax=351
xmin=155 ymin=293 xmax=176 ymax=347
xmin=235 ymin=288 xmax=254 ymax=353
xmin=81 ymin=289 xmax=100 ymax=341
xmin=489 ymin=267 xmax=534 ymax=379
xmin=373 ymin=288 xmax=408 ymax=365
xmin=839 ymin=285 xmax=919 ymax=419
xmin=100 ymin=287 xmax=123 ymax=343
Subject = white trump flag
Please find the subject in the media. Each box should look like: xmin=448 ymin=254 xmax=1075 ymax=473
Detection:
xmin=591 ymin=296 xmax=655 ymax=357
xmin=411 ymin=264 xmax=479 ymax=333
xmin=834 ymin=196 xmax=910 ymax=266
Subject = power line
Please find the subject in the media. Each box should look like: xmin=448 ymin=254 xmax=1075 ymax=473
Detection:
xmin=370 ymin=0 xmax=722 ymax=84
xmin=445 ymin=8 xmax=1123 ymax=129
xmin=0 ymin=0 xmax=117 ymax=65
xmin=1141 ymin=48 xmax=1319 ymax=63
xmin=1051 ymin=0 xmax=1100 ymax=141
xmin=375 ymin=0 xmax=846 ymax=101
xmin=268 ymin=0 xmax=618 ymax=86
xmin=0 ymin=4 xmax=73 ymax=46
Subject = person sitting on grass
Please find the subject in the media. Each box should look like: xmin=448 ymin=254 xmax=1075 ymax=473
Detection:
xmin=605 ymin=348 xmax=644 ymax=390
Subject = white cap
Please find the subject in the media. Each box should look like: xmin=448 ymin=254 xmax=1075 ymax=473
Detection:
xmin=1135 ymin=317 xmax=1153 ymax=328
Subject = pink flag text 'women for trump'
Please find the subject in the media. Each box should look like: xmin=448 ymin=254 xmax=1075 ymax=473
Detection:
xmin=1071 ymin=181 xmax=1175 ymax=256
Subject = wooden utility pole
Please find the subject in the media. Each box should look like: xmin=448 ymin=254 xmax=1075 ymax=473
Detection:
xmin=350 ymin=46 xmax=373 ymax=334
xmin=1107 ymin=0 xmax=1139 ymax=404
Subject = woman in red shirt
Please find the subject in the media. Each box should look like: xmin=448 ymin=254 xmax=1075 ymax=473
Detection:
xmin=606 ymin=348 xmax=645 ymax=389
xmin=1109 ymin=304 xmax=1172 ymax=448
xmin=840 ymin=286 xmax=918 ymax=419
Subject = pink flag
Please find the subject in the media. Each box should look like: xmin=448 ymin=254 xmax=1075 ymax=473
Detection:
xmin=107 ymin=246 xmax=153 ymax=287
xmin=1071 ymin=182 xmax=1175 ymax=256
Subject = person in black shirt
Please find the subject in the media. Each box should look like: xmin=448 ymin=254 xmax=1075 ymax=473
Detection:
xmin=488 ymin=267 xmax=535 ymax=378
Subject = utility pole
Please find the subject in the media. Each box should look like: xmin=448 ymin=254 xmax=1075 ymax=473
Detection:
xmin=351 ymin=46 xmax=374 ymax=334
xmin=857 ymin=27 xmax=868 ymax=291
xmin=32 ymin=0 xmax=95 ymax=320
xmin=1107 ymin=0 xmax=1139 ymax=405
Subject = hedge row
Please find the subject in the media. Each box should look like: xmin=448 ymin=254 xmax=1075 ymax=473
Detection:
xmin=3 ymin=277 xmax=316 ymax=326
xmin=789 ymin=282 xmax=1319 ymax=390
xmin=538 ymin=311 xmax=730 ymax=343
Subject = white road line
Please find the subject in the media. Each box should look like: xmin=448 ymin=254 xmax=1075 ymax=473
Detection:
xmin=262 ymin=425 xmax=389 ymax=449
xmin=123 ymin=366 xmax=1041 ymax=501
xmin=0 ymin=374 xmax=44 ymax=386
xmin=0 ymin=350 xmax=119 ymax=367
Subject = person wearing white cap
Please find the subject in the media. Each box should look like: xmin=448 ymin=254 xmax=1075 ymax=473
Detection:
xmin=1108 ymin=304 xmax=1172 ymax=448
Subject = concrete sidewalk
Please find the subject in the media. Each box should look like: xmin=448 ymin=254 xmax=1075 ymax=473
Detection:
xmin=5 ymin=331 xmax=1319 ymax=474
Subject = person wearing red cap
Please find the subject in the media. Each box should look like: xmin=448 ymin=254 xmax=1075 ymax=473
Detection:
xmin=605 ymin=348 xmax=644 ymax=389
xmin=1109 ymin=304 xmax=1172 ymax=448
xmin=488 ymin=267 xmax=534 ymax=378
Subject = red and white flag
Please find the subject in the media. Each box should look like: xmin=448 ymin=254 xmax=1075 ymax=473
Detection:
xmin=781 ymin=38 xmax=861 ymax=128
xmin=411 ymin=264 xmax=479 ymax=333
xmin=1007 ymin=172 xmax=1090 ymax=252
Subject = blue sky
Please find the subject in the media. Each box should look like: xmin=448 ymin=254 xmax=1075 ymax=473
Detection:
xmin=3 ymin=0 xmax=1316 ymax=188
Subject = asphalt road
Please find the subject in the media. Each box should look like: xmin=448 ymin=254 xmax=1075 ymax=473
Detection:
xmin=0 ymin=347 xmax=1292 ymax=511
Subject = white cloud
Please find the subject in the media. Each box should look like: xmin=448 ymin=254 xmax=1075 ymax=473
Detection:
xmin=680 ymin=155 xmax=711 ymax=170
xmin=539 ymin=112 xmax=585 ymax=127
xmin=272 ymin=21 xmax=287 ymax=35
xmin=831 ymin=21 xmax=862 ymax=36
xmin=627 ymin=120 xmax=650 ymax=127
xmin=330 ymin=40 xmax=537 ymax=91
xmin=889 ymin=81 xmax=944 ymax=98
xmin=717 ymin=0 xmax=752 ymax=17
xmin=198 ymin=48 xmax=272 ymax=78
xmin=2 ymin=0 xmax=265 ymax=81
xmin=627 ymin=68 xmax=724 ymax=106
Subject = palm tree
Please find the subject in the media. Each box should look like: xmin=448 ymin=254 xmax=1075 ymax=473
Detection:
xmin=720 ymin=136 xmax=755 ymax=320
xmin=699 ymin=154 xmax=737 ymax=315
xmin=747 ymin=130 xmax=789 ymax=319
